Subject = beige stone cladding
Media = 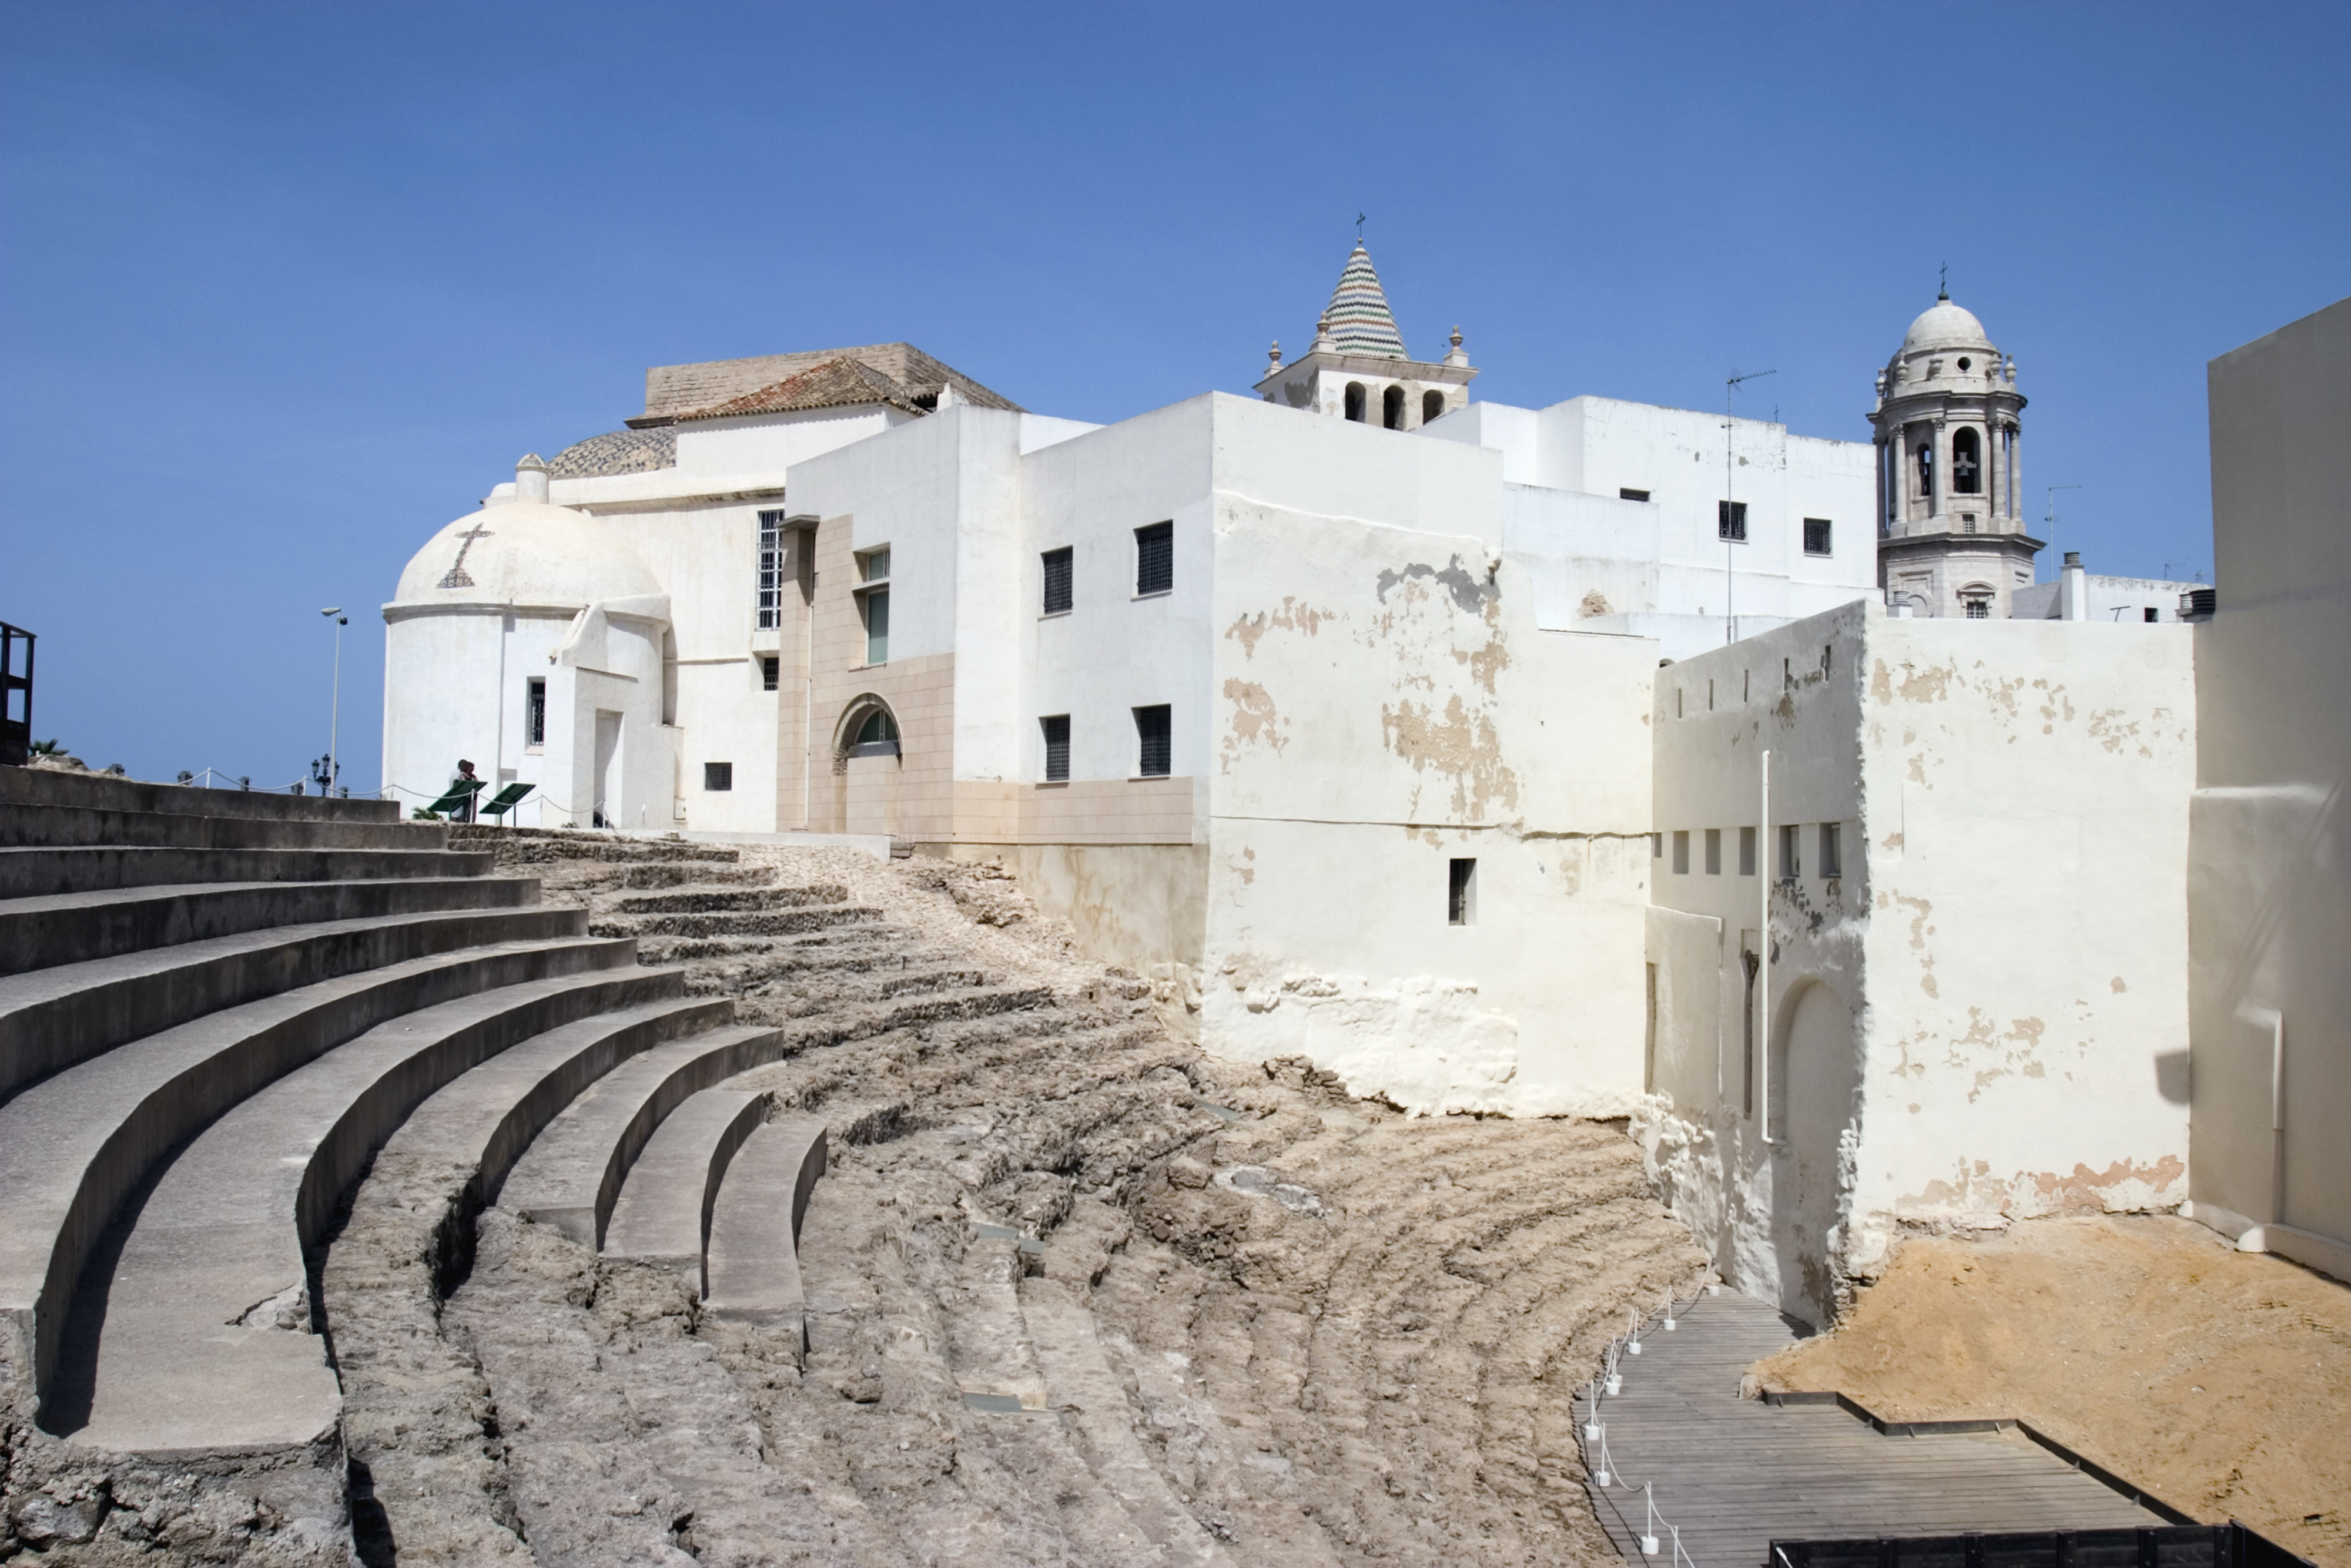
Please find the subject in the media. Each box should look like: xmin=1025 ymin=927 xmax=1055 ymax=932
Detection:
xmin=803 ymin=514 xmax=953 ymax=839
xmin=1646 ymin=599 xmax=2197 ymax=1325
xmin=2188 ymin=294 xmax=2351 ymax=1281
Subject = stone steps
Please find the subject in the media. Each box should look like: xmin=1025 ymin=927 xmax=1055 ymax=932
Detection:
xmin=0 ymin=768 xmax=402 ymax=824
xmin=702 ymin=1117 xmax=828 ymax=1335
xmin=1 ymin=801 xmax=438 ymax=852
xmin=603 ymin=1087 xmax=769 ymax=1291
xmin=499 ymin=1024 xmax=791 ymax=1248
xmin=588 ymin=903 xmax=884 ymax=940
xmin=48 ymin=963 xmax=685 ymax=1456
xmin=0 ymin=932 xmax=640 ymax=1421
xmin=0 ymin=875 xmax=535 ymax=976
xmin=759 ymin=966 xmax=994 ymax=1014
xmin=618 ymin=861 xmax=776 ymax=890
xmin=0 ymin=844 xmax=497 ymax=898
xmin=453 ymin=825 xmax=745 ymax=866
xmin=605 ymin=883 xmax=848 ymax=915
xmin=0 ymin=903 xmax=588 ymax=1100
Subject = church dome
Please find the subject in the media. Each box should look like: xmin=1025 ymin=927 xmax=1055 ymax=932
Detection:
xmin=1901 ymin=297 xmax=1993 ymax=353
xmin=392 ymin=457 xmax=661 ymax=611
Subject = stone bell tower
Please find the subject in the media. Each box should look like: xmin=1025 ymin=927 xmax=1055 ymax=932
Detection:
xmin=1254 ymin=239 xmax=1476 ymax=429
xmin=1869 ymin=289 xmax=2040 ymax=618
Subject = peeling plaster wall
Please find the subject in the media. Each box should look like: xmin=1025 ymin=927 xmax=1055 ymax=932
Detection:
xmin=1200 ymin=400 xmax=1657 ymax=1115
xmin=2189 ymin=297 xmax=2351 ymax=1277
xmin=1646 ymin=601 xmax=2196 ymax=1324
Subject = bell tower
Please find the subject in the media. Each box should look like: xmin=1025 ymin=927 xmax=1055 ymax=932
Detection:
xmin=1255 ymin=239 xmax=1476 ymax=429
xmin=1868 ymin=289 xmax=2039 ymax=618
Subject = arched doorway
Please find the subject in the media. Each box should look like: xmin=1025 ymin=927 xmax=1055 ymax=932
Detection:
xmin=820 ymin=695 xmax=902 ymax=835
xmin=1770 ymin=977 xmax=1860 ymax=1325
xmin=1344 ymin=383 xmax=1368 ymax=422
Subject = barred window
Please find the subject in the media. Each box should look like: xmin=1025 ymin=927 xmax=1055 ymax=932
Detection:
xmin=1717 ymin=501 xmax=1748 ymax=542
xmin=1042 ymin=547 xmax=1073 ymax=615
xmin=760 ymin=656 xmax=779 ymax=692
xmin=1803 ymin=517 xmax=1833 ymax=556
xmin=525 ymin=678 xmax=545 ymax=748
xmin=756 ymin=510 xmax=786 ymax=629
xmin=1135 ymin=522 xmax=1173 ymax=597
xmin=1040 ymin=715 xmax=1070 ymax=782
xmin=1134 ymin=704 xmax=1171 ymax=777
xmin=704 ymin=762 xmax=734 ymax=792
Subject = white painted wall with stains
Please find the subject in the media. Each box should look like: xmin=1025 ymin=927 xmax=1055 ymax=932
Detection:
xmin=1643 ymin=600 xmax=2197 ymax=1324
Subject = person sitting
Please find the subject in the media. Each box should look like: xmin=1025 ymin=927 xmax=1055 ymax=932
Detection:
xmin=448 ymin=759 xmax=481 ymax=823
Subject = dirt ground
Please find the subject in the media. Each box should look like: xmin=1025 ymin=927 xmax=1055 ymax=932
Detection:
xmin=1754 ymin=1214 xmax=2351 ymax=1566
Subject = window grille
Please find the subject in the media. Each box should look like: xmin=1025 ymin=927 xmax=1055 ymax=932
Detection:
xmin=1803 ymin=517 xmax=1833 ymax=555
xmin=525 ymin=678 xmax=545 ymax=747
xmin=1134 ymin=704 xmax=1171 ymax=777
xmin=1448 ymin=859 xmax=1476 ymax=926
xmin=704 ymin=762 xmax=733 ymax=792
xmin=756 ymin=511 xmax=786 ymax=629
xmin=1135 ymin=522 xmax=1173 ymax=597
xmin=760 ymin=656 xmax=779 ymax=692
xmin=1964 ymin=599 xmax=1990 ymax=619
xmin=1718 ymin=500 xmax=1748 ymax=542
xmin=1041 ymin=715 xmax=1070 ymax=782
xmin=1042 ymin=547 xmax=1073 ymax=615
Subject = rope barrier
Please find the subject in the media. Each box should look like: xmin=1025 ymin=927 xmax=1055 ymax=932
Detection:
xmin=1575 ymin=1278 xmax=1716 ymax=1559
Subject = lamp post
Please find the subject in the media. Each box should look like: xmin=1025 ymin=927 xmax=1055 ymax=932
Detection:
xmin=320 ymin=608 xmax=347 ymax=794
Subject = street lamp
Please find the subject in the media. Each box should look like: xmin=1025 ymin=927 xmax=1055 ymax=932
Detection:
xmin=319 ymin=608 xmax=347 ymax=795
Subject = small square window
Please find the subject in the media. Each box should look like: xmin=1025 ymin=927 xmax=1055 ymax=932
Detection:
xmin=1739 ymin=825 xmax=1757 ymax=876
xmin=2144 ymin=607 xmax=2159 ymax=622
xmin=1818 ymin=822 xmax=1842 ymax=879
xmin=1040 ymin=715 xmax=1070 ymax=782
xmin=1134 ymin=704 xmax=1171 ymax=777
xmin=1619 ymin=487 xmax=1651 ymax=502
xmin=1042 ymin=547 xmax=1073 ymax=615
xmin=1704 ymin=828 xmax=1722 ymax=875
xmin=1448 ymin=858 xmax=1476 ymax=926
xmin=1672 ymin=830 xmax=1690 ymax=875
xmin=1135 ymin=522 xmax=1173 ymax=597
xmin=760 ymin=655 xmax=779 ymax=692
xmin=1777 ymin=823 xmax=1800 ymax=881
xmin=1803 ymin=518 xmax=1833 ymax=555
xmin=704 ymin=762 xmax=734 ymax=792
xmin=1718 ymin=500 xmax=1748 ymax=542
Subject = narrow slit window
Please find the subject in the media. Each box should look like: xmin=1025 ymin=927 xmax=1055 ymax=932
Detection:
xmin=1652 ymin=832 xmax=1663 ymax=859
xmin=1818 ymin=822 xmax=1842 ymax=879
xmin=1704 ymin=828 xmax=1722 ymax=875
xmin=1672 ymin=830 xmax=1690 ymax=875
xmin=1041 ymin=547 xmax=1073 ymax=615
xmin=1778 ymin=823 xmax=1800 ymax=881
xmin=1040 ymin=715 xmax=1070 ymax=782
xmin=704 ymin=762 xmax=734 ymax=792
xmin=1739 ymin=826 xmax=1757 ymax=876
xmin=1134 ymin=704 xmax=1171 ymax=777
xmin=525 ymin=677 xmax=546 ymax=748
xmin=1135 ymin=522 xmax=1173 ymax=597
xmin=1448 ymin=858 xmax=1476 ymax=926
xmin=863 ymin=587 xmax=890 ymax=664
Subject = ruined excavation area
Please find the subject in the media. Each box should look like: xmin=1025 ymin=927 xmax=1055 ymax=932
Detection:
xmin=1753 ymin=1215 xmax=2351 ymax=1567
xmin=0 ymin=832 xmax=1702 ymax=1566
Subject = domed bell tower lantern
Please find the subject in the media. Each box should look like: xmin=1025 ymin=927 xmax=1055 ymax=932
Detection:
xmin=1868 ymin=284 xmax=2039 ymax=619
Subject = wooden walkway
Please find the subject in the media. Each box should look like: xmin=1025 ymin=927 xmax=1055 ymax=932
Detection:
xmin=1583 ymin=1290 xmax=2170 ymax=1566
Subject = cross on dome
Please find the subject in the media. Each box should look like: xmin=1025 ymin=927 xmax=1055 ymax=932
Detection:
xmin=1322 ymin=240 xmax=1409 ymax=360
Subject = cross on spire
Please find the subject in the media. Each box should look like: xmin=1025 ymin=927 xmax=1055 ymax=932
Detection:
xmin=436 ymin=521 xmax=494 ymax=590
xmin=1938 ymin=262 xmax=1949 ymax=301
xmin=1356 ymin=212 xmax=1367 ymax=240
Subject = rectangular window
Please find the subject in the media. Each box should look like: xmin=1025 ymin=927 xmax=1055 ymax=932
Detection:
xmin=1040 ymin=715 xmax=1070 ymax=782
xmin=1619 ymin=487 xmax=1651 ymax=502
xmin=1041 ymin=547 xmax=1073 ymax=615
xmin=2144 ymin=607 xmax=2159 ymax=622
xmin=704 ymin=762 xmax=733 ymax=792
xmin=1672 ymin=830 xmax=1690 ymax=875
xmin=861 ymin=548 xmax=890 ymax=582
xmin=1818 ymin=822 xmax=1842 ymax=879
xmin=1448 ymin=858 xmax=1476 ymax=926
xmin=1135 ymin=522 xmax=1173 ymax=597
xmin=1803 ymin=518 xmax=1833 ymax=556
xmin=1778 ymin=823 xmax=1800 ymax=881
xmin=525 ymin=677 xmax=546 ymax=748
xmin=1704 ymin=828 xmax=1722 ymax=875
xmin=756 ymin=510 xmax=786 ymax=629
xmin=759 ymin=655 xmax=779 ymax=692
xmin=1739 ymin=826 xmax=1757 ymax=876
xmin=1717 ymin=500 xmax=1748 ymax=542
xmin=1134 ymin=704 xmax=1171 ymax=777
xmin=863 ymin=588 xmax=889 ymax=664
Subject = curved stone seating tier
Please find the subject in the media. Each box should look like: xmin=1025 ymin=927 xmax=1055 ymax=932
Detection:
xmin=497 ymin=1024 xmax=793 ymax=1249
xmin=0 ymin=904 xmax=582 ymax=1100
xmin=608 ymin=884 xmax=849 ymax=914
xmin=603 ymin=1087 xmax=769 ymax=1289
xmin=48 ymin=962 xmax=684 ymax=1456
xmin=0 ymin=845 xmax=497 ymax=899
xmin=0 ymin=875 xmax=533 ymax=976
xmin=587 ymin=904 xmax=885 ymax=942
xmin=703 ymin=1116 xmax=828 ymax=1330
xmin=0 ymin=768 xmax=403 ymax=824
xmin=1 ymin=802 xmax=437 ymax=852
xmin=0 ymin=931 xmax=634 ymax=1420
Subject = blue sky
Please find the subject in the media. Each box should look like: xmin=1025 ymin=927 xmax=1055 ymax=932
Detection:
xmin=2 ymin=2 xmax=2344 ymax=790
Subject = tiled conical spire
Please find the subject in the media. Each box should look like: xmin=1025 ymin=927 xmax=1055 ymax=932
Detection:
xmin=1322 ymin=240 xmax=1408 ymax=359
